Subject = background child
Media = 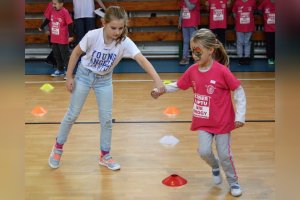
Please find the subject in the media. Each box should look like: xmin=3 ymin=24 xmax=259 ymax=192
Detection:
xmin=39 ymin=0 xmax=74 ymax=77
xmin=48 ymin=6 xmax=165 ymax=170
xmin=205 ymin=0 xmax=231 ymax=46
xmin=178 ymin=0 xmax=200 ymax=65
xmin=258 ymin=0 xmax=275 ymax=65
xmin=152 ymin=28 xmax=246 ymax=197
xmin=232 ymin=0 xmax=257 ymax=65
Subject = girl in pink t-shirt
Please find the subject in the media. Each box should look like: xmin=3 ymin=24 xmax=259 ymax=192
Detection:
xmin=232 ymin=0 xmax=256 ymax=65
xmin=39 ymin=0 xmax=74 ymax=77
xmin=258 ymin=0 xmax=275 ymax=65
xmin=205 ymin=0 xmax=231 ymax=46
xmin=152 ymin=28 xmax=246 ymax=197
xmin=178 ymin=0 xmax=200 ymax=65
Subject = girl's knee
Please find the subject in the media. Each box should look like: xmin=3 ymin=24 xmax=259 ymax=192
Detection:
xmin=197 ymin=147 xmax=212 ymax=159
xmin=218 ymin=152 xmax=232 ymax=163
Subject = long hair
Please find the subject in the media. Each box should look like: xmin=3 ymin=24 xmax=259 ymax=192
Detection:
xmin=191 ymin=28 xmax=229 ymax=67
xmin=103 ymin=6 xmax=128 ymax=45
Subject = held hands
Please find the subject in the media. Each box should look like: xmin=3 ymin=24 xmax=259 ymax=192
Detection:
xmin=151 ymin=88 xmax=166 ymax=99
xmin=234 ymin=121 xmax=244 ymax=129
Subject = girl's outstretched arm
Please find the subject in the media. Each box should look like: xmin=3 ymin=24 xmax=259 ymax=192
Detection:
xmin=134 ymin=53 xmax=165 ymax=93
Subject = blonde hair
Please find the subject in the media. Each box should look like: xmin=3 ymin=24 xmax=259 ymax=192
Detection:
xmin=103 ymin=6 xmax=128 ymax=45
xmin=191 ymin=28 xmax=229 ymax=66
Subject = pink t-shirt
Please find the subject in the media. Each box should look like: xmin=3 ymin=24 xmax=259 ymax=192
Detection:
xmin=180 ymin=0 xmax=200 ymax=27
xmin=177 ymin=61 xmax=240 ymax=134
xmin=258 ymin=0 xmax=275 ymax=32
xmin=208 ymin=0 xmax=228 ymax=29
xmin=49 ymin=8 xmax=73 ymax=44
xmin=232 ymin=0 xmax=256 ymax=32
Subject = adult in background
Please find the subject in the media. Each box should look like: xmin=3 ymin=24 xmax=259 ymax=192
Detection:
xmin=73 ymin=0 xmax=106 ymax=45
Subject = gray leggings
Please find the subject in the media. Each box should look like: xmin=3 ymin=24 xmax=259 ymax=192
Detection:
xmin=198 ymin=130 xmax=238 ymax=185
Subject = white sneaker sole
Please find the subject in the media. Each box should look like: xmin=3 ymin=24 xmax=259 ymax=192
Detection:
xmin=48 ymin=156 xmax=60 ymax=169
xmin=99 ymin=161 xmax=121 ymax=171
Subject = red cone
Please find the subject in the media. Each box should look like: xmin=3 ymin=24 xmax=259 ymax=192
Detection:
xmin=162 ymin=174 xmax=187 ymax=187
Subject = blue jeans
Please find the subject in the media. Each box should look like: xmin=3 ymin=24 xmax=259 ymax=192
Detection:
xmin=182 ymin=27 xmax=197 ymax=59
xmin=236 ymin=32 xmax=253 ymax=58
xmin=74 ymin=18 xmax=96 ymax=45
xmin=56 ymin=64 xmax=113 ymax=152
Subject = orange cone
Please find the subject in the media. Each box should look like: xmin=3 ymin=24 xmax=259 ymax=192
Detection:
xmin=162 ymin=174 xmax=187 ymax=187
xmin=163 ymin=106 xmax=180 ymax=117
xmin=31 ymin=106 xmax=47 ymax=117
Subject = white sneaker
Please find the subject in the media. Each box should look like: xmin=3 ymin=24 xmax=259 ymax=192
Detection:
xmin=230 ymin=183 xmax=242 ymax=197
xmin=212 ymin=168 xmax=222 ymax=185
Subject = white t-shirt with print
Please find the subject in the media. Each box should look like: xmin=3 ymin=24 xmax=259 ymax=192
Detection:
xmin=79 ymin=28 xmax=141 ymax=75
xmin=73 ymin=0 xmax=95 ymax=19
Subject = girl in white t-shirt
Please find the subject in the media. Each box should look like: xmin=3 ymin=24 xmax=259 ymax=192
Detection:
xmin=152 ymin=28 xmax=246 ymax=197
xmin=48 ymin=6 xmax=165 ymax=171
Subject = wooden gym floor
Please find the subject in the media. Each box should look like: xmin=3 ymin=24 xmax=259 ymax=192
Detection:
xmin=25 ymin=72 xmax=275 ymax=200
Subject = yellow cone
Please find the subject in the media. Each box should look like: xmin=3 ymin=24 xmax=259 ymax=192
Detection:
xmin=40 ymin=83 xmax=54 ymax=92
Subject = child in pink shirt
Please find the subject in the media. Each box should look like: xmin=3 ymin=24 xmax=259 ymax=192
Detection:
xmin=205 ymin=0 xmax=231 ymax=46
xmin=232 ymin=0 xmax=256 ymax=65
xmin=152 ymin=28 xmax=246 ymax=197
xmin=258 ymin=0 xmax=275 ymax=65
xmin=39 ymin=0 xmax=74 ymax=77
xmin=178 ymin=0 xmax=200 ymax=65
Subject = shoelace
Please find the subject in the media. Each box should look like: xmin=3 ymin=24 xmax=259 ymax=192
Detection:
xmin=106 ymin=158 xmax=115 ymax=164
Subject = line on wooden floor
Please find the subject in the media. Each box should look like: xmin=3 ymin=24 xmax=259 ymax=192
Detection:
xmin=25 ymin=119 xmax=275 ymax=125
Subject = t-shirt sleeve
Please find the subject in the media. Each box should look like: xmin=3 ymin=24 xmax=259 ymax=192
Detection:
xmin=44 ymin=3 xmax=52 ymax=19
xmin=79 ymin=31 xmax=92 ymax=53
xmin=177 ymin=68 xmax=192 ymax=90
xmin=122 ymin=37 xmax=141 ymax=58
xmin=223 ymin=67 xmax=241 ymax=91
xmin=64 ymin=9 xmax=73 ymax=25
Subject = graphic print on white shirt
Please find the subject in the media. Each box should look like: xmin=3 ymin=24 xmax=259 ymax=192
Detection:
xmin=80 ymin=28 xmax=140 ymax=75
xmin=193 ymin=94 xmax=210 ymax=119
xmin=87 ymin=49 xmax=117 ymax=72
